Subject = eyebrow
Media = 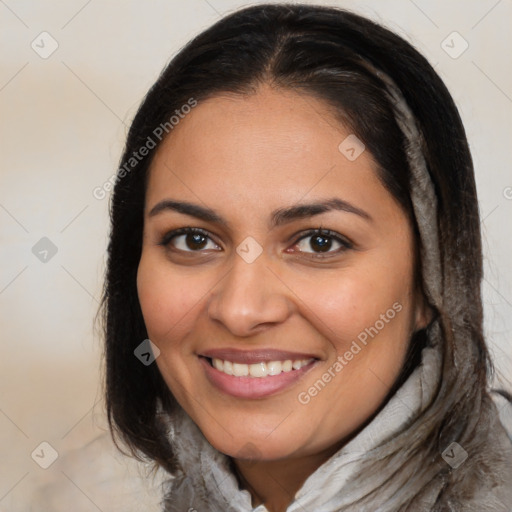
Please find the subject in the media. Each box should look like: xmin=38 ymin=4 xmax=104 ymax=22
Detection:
xmin=148 ymin=197 xmax=372 ymax=227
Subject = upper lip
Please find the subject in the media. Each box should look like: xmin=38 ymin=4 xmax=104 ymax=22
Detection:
xmin=199 ymin=348 xmax=320 ymax=365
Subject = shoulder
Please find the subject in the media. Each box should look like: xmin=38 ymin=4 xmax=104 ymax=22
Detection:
xmin=29 ymin=430 xmax=168 ymax=512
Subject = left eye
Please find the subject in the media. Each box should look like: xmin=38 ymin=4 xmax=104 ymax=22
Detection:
xmin=292 ymin=229 xmax=351 ymax=255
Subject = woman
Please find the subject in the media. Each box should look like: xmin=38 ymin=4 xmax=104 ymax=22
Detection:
xmin=101 ymin=3 xmax=512 ymax=511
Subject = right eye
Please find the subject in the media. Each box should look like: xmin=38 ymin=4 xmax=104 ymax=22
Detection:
xmin=159 ymin=227 xmax=222 ymax=253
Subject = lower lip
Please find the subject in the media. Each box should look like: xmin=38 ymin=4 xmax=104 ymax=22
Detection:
xmin=199 ymin=356 xmax=318 ymax=399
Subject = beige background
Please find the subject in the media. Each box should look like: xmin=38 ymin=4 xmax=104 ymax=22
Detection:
xmin=1 ymin=0 xmax=511 ymax=510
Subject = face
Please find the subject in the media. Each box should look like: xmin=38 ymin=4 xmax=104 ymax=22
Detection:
xmin=137 ymin=85 xmax=427 ymax=462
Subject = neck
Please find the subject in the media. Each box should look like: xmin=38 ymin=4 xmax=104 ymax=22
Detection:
xmin=231 ymin=441 xmax=344 ymax=512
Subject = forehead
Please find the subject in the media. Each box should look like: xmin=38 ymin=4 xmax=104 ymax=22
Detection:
xmin=144 ymin=86 xmax=396 ymax=225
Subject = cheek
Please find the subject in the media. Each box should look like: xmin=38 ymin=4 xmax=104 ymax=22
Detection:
xmin=289 ymin=254 xmax=416 ymax=382
xmin=136 ymin=252 xmax=205 ymax=344
xmin=297 ymin=273 xmax=409 ymax=343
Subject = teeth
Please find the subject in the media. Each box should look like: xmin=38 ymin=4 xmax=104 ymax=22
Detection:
xmin=282 ymin=360 xmax=292 ymax=372
xmin=210 ymin=357 xmax=314 ymax=377
xmin=267 ymin=361 xmax=282 ymax=376
xmin=223 ymin=360 xmax=234 ymax=376
xmin=249 ymin=362 xmax=267 ymax=377
xmin=232 ymin=362 xmax=249 ymax=377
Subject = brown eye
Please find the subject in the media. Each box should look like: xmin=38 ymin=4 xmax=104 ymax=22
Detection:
xmin=293 ymin=229 xmax=352 ymax=257
xmin=159 ymin=228 xmax=221 ymax=252
xmin=184 ymin=232 xmax=208 ymax=250
xmin=309 ymin=234 xmax=333 ymax=252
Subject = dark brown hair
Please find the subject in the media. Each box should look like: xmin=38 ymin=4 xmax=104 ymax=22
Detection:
xmin=100 ymin=3 xmax=491 ymax=481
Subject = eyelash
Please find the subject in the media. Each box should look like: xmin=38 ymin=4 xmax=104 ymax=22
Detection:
xmin=158 ymin=227 xmax=353 ymax=259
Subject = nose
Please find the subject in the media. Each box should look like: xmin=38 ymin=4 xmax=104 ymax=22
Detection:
xmin=207 ymin=252 xmax=292 ymax=337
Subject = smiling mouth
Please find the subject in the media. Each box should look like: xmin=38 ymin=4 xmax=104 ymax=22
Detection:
xmin=199 ymin=353 xmax=320 ymax=399
xmin=203 ymin=356 xmax=315 ymax=377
